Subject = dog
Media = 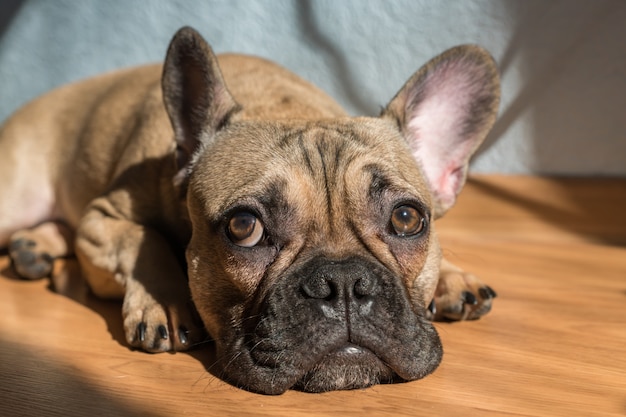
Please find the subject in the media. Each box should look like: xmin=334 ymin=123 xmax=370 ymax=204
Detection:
xmin=0 ymin=26 xmax=499 ymax=394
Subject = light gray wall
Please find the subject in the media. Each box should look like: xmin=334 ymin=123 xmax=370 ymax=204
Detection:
xmin=1 ymin=0 xmax=625 ymax=176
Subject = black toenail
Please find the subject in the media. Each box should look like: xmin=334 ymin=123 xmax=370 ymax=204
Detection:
xmin=462 ymin=291 xmax=478 ymax=305
xmin=40 ymin=253 xmax=54 ymax=263
xmin=137 ymin=322 xmax=147 ymax=342
xmin=479 ymin=286 xmax=498 ymax=299
xmin=179 ymin=326 xmax=189 ymax=345
xmin=158 ymin=325 xmax=168 ymax=340
xmin=428 ymin=299 xmax=436 ymax=315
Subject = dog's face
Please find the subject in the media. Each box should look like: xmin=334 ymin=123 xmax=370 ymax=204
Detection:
xmin=162 ymin=28 xmax=499 ymax=394
xmin=185 ymin=119 xmax=443 ymax=393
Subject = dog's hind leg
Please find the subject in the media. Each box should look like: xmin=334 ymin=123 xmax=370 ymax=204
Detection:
xmin=0 ymin=109 xmax=59 ymax=250
xmin=0 ymin=168 xmax=57 ymax=251
xmin=8 ymin=221 xmax=74 ymax=279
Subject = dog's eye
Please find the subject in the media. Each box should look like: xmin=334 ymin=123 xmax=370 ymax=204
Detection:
xmin=228 ymin=212 xmax=265 ymax=247
xmin=390 ymin=205 xmax=425 ymax=236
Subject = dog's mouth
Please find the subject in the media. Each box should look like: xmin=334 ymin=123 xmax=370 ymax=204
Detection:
xmin=224 ymin=336 xmax=400 ymax=394
xmin=217 ymin=301 xmax=442 ymax=395
xmin=293 ymin=343 xmax=396 ymax=393
xmin=220 ymin=322 xmax=439 ymax=395
xmin=212 ymin=257 xmax=443 ymax=394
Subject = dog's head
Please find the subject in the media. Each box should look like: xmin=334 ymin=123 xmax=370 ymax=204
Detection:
xmin=162 ymin=27 xmax=499 ymax=394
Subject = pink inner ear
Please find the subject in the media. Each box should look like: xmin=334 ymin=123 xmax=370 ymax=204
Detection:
xmin=405 ymin=59 xmax=487 ymax=211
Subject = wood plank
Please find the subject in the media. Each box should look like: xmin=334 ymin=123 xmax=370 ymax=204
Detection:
xmin=1 ymin=175 xmax=625 ymax=416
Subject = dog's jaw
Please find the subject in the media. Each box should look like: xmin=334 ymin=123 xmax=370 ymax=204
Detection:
xmin=214 ymin=313 xmax=442 ymax=395
xmin=212 ymin=325 xmax=442 ymax=395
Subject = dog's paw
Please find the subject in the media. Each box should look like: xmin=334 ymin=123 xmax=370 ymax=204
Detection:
xmin=9 ymin=238 xmax=54 ymax=279
xmin=122 ymin=290 xmax=205 ymax=353
xmin=427 ymin=270 xmax=497 ymax=321
xmin=8 ymin=222 xmax=73 ymax=280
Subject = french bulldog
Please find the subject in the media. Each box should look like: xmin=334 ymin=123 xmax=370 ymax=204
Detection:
xmin=0 ymin=26 xmax=499 ymax=394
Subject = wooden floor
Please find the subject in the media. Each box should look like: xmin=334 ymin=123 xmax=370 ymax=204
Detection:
xmin=1 ymin=175 xmax=625 ymax=417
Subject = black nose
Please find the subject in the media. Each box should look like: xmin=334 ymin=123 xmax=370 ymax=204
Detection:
xmin=300 ymin=259 xmax=381 ymax=315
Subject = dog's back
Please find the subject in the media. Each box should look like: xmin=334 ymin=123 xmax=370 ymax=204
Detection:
xmin=0 ymin=54 xmax=344 ymax=246
xmin=217 ymin=54 xmax=345 ymax=121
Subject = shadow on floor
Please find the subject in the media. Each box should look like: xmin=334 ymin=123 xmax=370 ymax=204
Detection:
xmin=467 ymin=176 xmax=626 ymax=246
xmin=0 ymin=338 xmax=155 ymax=417
xmin=1 ymin=256 xmax=222 ymax=384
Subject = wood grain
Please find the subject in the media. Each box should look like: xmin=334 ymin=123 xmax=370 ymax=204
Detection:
xmin=1 ymin=175 xmax=625 ymax=417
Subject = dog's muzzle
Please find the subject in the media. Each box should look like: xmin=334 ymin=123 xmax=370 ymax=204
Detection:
xmin=219 ymin=257 xmax=442 ymax=394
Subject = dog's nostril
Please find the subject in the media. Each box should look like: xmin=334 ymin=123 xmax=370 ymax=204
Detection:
xmin=301 ymin=274 xmax=334 ymax=300
xmin=354 ymin=275 xmax=377 ymax=298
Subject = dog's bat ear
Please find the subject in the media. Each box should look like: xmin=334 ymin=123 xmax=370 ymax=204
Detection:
xmin=382 ymin=45 xmax=500 ymax=218
xmin=162 ymin=26 xmax=240 ymax=184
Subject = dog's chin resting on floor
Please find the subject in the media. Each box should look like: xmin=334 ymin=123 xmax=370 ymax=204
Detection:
xmin=0 ymin=26 xmax=499 ymax=394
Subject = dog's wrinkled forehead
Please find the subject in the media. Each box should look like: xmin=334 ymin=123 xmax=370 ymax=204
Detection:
xmin=192 ymin=118 xmax=432 ymax=222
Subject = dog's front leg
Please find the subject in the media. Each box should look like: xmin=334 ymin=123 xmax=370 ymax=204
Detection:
xmin=75 ymin=202 xmax=202 ymax=352
xmin=429 ymin=257 xmax=497 ymax=321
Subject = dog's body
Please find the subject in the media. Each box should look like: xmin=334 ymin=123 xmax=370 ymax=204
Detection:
xmin=0 ymin=27 xmax=499 ymax=394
